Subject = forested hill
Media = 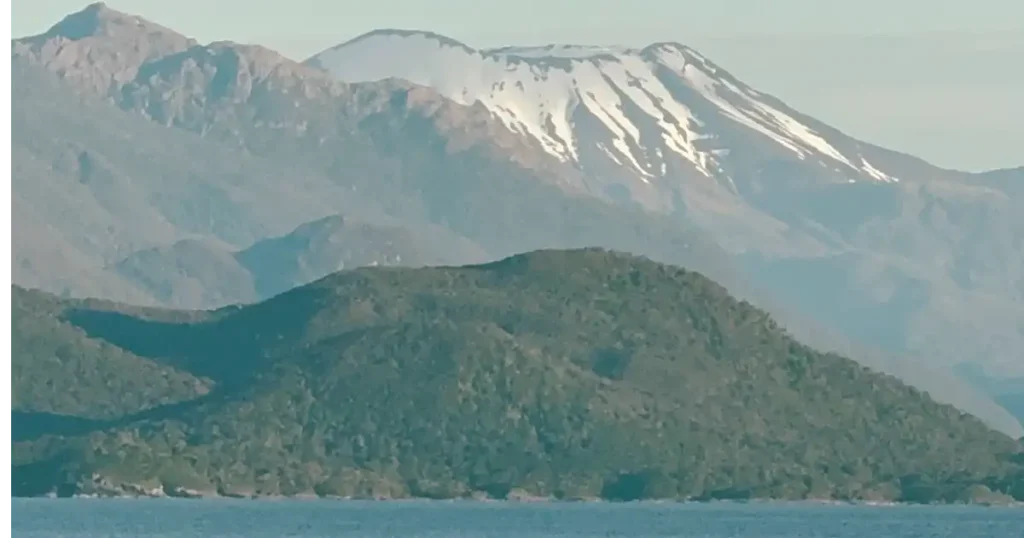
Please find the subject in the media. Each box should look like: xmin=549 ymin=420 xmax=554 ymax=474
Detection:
xmin=11 ymin=249 xmax=1024 ymax=502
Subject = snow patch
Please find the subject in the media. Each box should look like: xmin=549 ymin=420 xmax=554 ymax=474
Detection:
xmin=489 ymin=44 xmax=636 ymax=59
xmin=860 ymin=157 xmax=900 ymax=183
xmin=312 ymin=31 xmax=900 ymax=185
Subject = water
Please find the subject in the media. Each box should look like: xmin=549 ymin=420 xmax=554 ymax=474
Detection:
xmin=11 ymin=499 xmax=1024 ymax=537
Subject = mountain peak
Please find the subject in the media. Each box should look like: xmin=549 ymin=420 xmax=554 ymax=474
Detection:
xmin=320 ymin=29 xmax=473 ymax=58
xmin=640 ymin=41 xmax=706 ymax=61
xmin=310 ymin=32 xmax=902 ymax=186
xmin=38 ymin=2 xmax=183 ymax=42
xmin=13 ymin=4 xmax=194 ymax=96
xmin=328 ymin=30 xmax=638 ymax=61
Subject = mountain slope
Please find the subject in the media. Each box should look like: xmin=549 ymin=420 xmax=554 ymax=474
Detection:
xmin=308 ymin=30 xmax=1024 ymax=381
xmin=111 ymin=214 xmax=490 ymax=307
xmin=235 ymin=214 xmax=488 ymax=299
xmin=11 ymin=5 xmax=734 ymax=307
xmin=11 ymin=250 xmax=1024 ymax=502
xmin=11 ymin=56 xmax=388 ymax=301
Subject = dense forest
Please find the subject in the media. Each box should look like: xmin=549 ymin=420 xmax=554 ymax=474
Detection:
xmin=11 ymin=249 xmax=1024 ymax=503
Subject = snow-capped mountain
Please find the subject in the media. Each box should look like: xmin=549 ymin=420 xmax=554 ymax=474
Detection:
xmin=309 ymin=30 xmax=899 ymax=207
xmin=307 ymin=29 xmax=1024 ymax=385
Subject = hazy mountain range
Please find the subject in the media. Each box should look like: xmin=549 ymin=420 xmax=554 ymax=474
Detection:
xmin=10 ymin=3 xmax=1024 ymax=434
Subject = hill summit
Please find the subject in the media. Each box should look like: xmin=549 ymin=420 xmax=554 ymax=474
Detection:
xmin=12 ymin=249 xmax=1024 ymax=502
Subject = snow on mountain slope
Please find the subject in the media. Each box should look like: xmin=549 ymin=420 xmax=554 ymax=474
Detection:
xmin=309 ymin=30 xmax=899 ymax=190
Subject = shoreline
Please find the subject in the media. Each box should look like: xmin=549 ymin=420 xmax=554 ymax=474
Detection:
xmin=14 ymin=493 xmax=1023 ymax=508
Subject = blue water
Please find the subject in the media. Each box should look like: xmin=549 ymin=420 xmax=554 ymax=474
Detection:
xmin=11 ymin=499 xmax=1024 ymax=537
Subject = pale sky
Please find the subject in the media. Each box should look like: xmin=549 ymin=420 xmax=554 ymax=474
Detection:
xmin=12 ymin=1 xmax=1024 ymax=171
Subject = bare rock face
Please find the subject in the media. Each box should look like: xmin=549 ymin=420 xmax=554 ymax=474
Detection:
xmin=13 ymin=2 xmax=195 ymax=97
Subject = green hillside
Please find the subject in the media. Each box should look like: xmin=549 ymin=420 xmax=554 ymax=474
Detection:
xmin=11 ymin=250 xmax=1024 ymax=502
xmin=11 ymin=286 xmax=211 ymax=421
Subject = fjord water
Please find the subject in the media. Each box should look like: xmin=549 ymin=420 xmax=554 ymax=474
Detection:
xmin=12 ymin=500 xmax=1024 ymax=537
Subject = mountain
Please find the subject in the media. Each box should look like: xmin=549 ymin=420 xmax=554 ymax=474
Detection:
xmin=11 ymin=4 xmax=733 ymax=307
xmin=310 ymin=32 xmax=901 ymax=200
xmin=110 ymin=214 xmax=489 ymax=308
xmin=11 ymin=1 xmax=195 ymax=95
xmin=11 ymin=250 xmax=1024 ymax=502
xmin=234 ymin=214 xmax=488 ymax=299
xmin=11 ymin=5 xmax=1023 ymax=434
xmin=308 ymin=30 xmax=1024 ymax=378
xmin=11 ymin=55 xmax=390 ymax=304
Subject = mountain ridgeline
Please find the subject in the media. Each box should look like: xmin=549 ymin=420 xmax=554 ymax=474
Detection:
xmin=11 ymin=250 xmax=1024 ymax=503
